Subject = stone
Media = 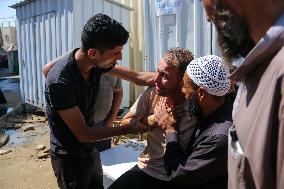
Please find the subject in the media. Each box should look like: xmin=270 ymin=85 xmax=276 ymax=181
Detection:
xmin=21 ymin=125 xmax=35 ymax=132
xmin=0 ymin=149 xmax=12 ymax=155
xmin=0 ymin=128 xmax=9 ymax=148
xmin=36 ymin=145 xmax=46 ymax=151
xmin=43 ymin=149 xmax=50 ymax=154
xmin=37 ymin=151 xmax=50 ymax=159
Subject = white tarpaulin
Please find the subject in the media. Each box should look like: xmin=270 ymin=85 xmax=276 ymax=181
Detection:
xmin=101 ymin=140 xmax=145 ymax=181
xmin=155 ymin=0 xmax=181 ymax=16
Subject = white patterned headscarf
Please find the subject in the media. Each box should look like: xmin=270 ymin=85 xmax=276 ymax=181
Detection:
xmin=187 ymin=55 xmax=231 ymax=96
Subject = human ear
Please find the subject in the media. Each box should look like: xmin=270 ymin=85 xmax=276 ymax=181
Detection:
xmin=87 ymin=48 xmax=97 ymax=59
xmin=198 ymin=87 xmax=206 ymax=102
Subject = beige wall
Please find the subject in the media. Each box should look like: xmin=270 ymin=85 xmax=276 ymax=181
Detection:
xmin=1 ymin=26 xmax=17 ymax=51
xmin=115 ymin=0 xmax=146 ymax=105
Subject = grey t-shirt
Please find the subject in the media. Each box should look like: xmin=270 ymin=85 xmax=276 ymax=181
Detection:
xmin=93 ymin=74 xmax=122 ymax=124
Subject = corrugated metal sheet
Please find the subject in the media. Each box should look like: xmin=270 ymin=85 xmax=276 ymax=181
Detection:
xmin=113 ymin=0 xmax=146 ymax=103
xmin=10 ymin=0 xmax=36 ymax=8
xmin=15 ymin=0 xmax=73 ymax=107
xmin=14 ymin=0 xmax=221 ymax=108
xmin=72 ymin=0 xmax=132 ymax=108
xmin=13 ymin=0 xmax=132 ymax=108
xmin=114 ymin=0 xmax=221 ymax=102
xmin=144 ymin=0 xmax=220 ymax=71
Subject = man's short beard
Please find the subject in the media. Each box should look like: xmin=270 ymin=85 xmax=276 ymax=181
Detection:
xmin=157 ymin=88 xmax=175 ymax=97
xmin=157 ymin=90 xmax=166 ymax=97
xmin=186 ymin=93 xmax=201 ymax=118
xmin=212 ymin=1 xmax=255 ymax=65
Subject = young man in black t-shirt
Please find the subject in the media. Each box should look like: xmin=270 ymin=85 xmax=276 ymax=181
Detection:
xmin=45 ymin=13 xmax=151 ymax=189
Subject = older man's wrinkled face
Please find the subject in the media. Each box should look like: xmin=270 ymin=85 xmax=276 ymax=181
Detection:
xmin=154 ymin=60 xmax=180 ymax=97
xmin=201 ymin=0 xmax=255 ymax=63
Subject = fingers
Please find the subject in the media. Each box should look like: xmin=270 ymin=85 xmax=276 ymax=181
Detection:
xmin=127 ymin=116 xmax=150 ymax=134
xmin=105 ymin=120 xmax=114 ymax=128
xmin=133 ymin=121 xmax=149 ymax=133
xmin=154 ymin=102 xmax=174 ymax=127
xmin=153 ymin=103 xmax=168 ymax=124
xmin=147 ymin=114 xmax=158 ymax=127
xmin=129 ymin=116 xmax=143 ymax=125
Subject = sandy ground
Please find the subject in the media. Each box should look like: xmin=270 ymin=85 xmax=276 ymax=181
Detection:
xmin=0 ymin=112 xmax=58 ymax=189
xmin=0 ymin=108 xmax=141 ymax=189
xmin=0 ymin=131 xmax=58 ymax=189
xmin=0 ymin=69 xmax=58 ymax=189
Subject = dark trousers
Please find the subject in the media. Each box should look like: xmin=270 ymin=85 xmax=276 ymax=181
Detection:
xmin=108 ymin=165 xmax=173 ymax=189
xmin=95 ymin=138 xmax=112 ymax=152
xmin=51 ymin=150 xmax=103 ymax=189
xmin=0 ymin=89 xmax=6 ymax=104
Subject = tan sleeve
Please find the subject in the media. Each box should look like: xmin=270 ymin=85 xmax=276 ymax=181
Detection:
xmin=129 ymin=87 xmax=155 ymax=116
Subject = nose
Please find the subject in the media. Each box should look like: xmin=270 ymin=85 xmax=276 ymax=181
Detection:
xmin=154 ymin=73 xmax=161 ymax=86
xmin=202 ymin=0 xmax=214 ymax=22
xmin=206 ymin=13 xmax=212 ymax=22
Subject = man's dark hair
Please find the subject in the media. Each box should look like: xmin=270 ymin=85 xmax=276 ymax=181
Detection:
xmin=81 ymin=13 xmax=129 ymax=53
xmin=211 ymin=1 xmax=255 ymax=64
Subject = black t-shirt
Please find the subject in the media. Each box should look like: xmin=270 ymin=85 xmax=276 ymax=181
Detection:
xmin=45 ymin=48 xmax=113 ymax=155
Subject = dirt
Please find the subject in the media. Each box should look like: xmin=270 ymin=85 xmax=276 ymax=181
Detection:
xmin=0 ymin=131 xmax=58 ymax=189
xmin=0 ymin=70 xmax=58 ymax=188
xmin=0 ymin=108 xmax=58 ymax=189
xmin=0 ymin=104 xmax=145 ymax=189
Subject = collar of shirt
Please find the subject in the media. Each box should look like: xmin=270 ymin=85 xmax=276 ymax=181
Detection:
xmin=68 ymin=48 xmax=96 ymax=85
xmin=230 ymin=13 xmax=284 ymax=82
xmin=197 ymin=96 xmax=233 ymax=130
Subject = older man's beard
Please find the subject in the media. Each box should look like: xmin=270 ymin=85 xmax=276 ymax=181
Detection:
xmin=212 ymin=2 xmax=255 ymax=65
xmin=186 ymin=94 xmax=201 ymax=119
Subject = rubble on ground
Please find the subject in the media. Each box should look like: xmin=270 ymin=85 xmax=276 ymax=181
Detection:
xmin=0 ymin=128 xmax=9 ymax=148
xmin=37 ymin=149 xmax=50 ymax=159
xmin=0 ymin=149 xmax=12 ymax=155
xmin=36 ymin=144 xmax=46 ymax=151
xmin=0 ymin=104 xmax=49 ymax=151
xmin=21 ymin=125 xmax=35 ymax=132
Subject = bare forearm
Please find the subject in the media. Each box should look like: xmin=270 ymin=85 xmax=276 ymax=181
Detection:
xmin=108 ymin=65 xmax=156 ymax=86
xmin=82 ymin=125 xmax=134 ymax=142
xmin=140 ymin=115 xmax=158 ymax=127
xmin=107 ymin=90 xmax=123 ymax=120
xmin=122 ymin=116 xmax=156 ymax=127
xmin=59 ymin=107 xmax=146 ymax=143
xmin=67 ymin=121 xmax=145 ymax=143
xmin=121 ymin=117 xmax=132 ymax=127
xmin=136 ymin=71 xmax=156 ymax=86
